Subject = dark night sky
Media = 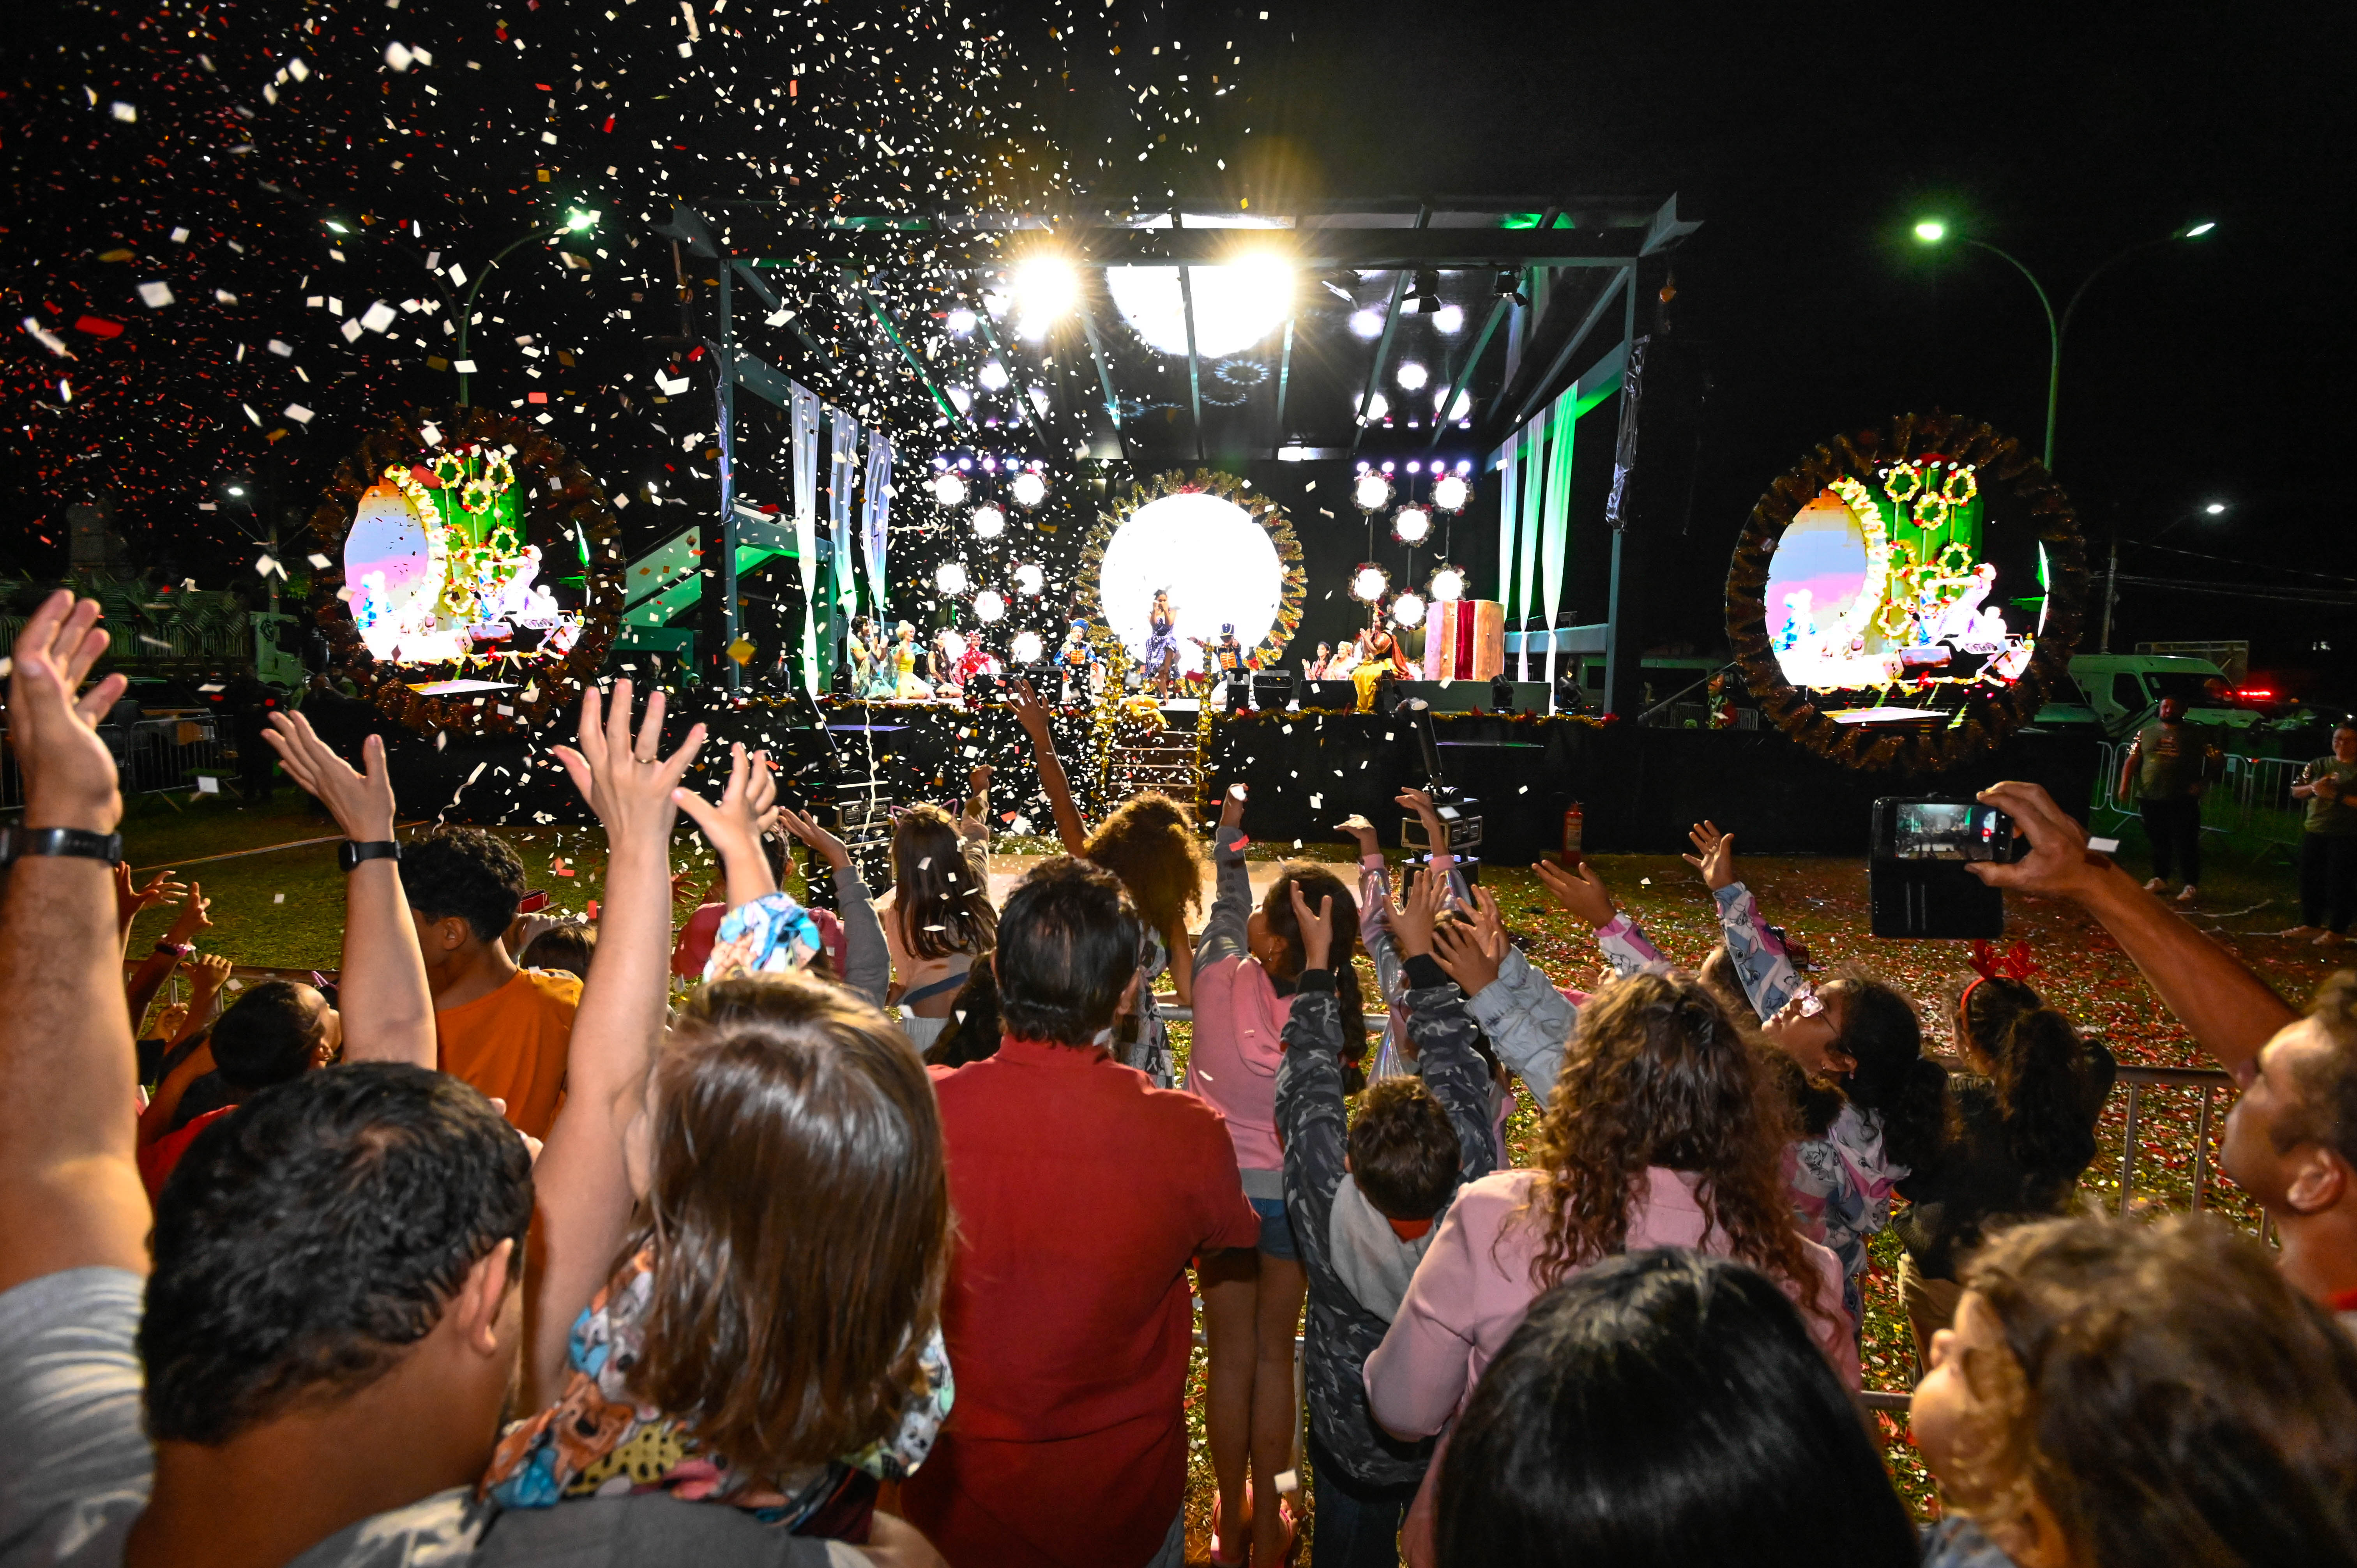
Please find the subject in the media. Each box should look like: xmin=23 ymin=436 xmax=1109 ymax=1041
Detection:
xmin=1209 ymin=0 xmax=2357 ymax=694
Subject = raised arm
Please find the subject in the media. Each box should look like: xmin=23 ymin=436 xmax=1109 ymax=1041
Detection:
xmin=1010 ymin=678 xmax=1088 ymax=855
xmin=1196 ymin=784 xmax=1253 ymax=968
xmin=777 ymin=807 xmax=892 ymax=1007
xmin=1339 ymin=815 xmax=1408 ymax=1005
xmin=1686 ymin=821 xmax=1802 ymax=1017
xmin=0 ymin=591 xmax=148 ymax=1294
xmin=526 ymin=681 xmax=706 ymax=1407
xmin=1970 ymin=781 xmax=2294 ymax=1079
xmin=1438 ymin=886 xmax=1576 ymax=1102
xmin=124 ymin=880 xmax=209 ymax=1034
xmin=1535 ymin=856 xmax=1664 ymax=975
xmin=1274 ymin=883 xmax=1351 ymax=1272
xmin=1391 ymin=878 xmax=1501 ymax=1187
xmin=264 ymin=710 xmax=434 ymax=1067
xmin=672 ymin=743 xmax=781 ymax=911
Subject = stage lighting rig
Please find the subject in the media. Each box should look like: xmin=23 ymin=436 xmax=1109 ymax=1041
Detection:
xmin=1408 ymin=270 xmax=1443 ymax=313
xmin=1009 ymin=469 xmax=1050 ymax=509
xmin=1350 ymin=563 xmax=1391 ymax=603
xmin=929 ymin=471 xmax=969 ymax=507
xmin=1391 ymin=505 xmax=1433 ymax=545
xmin=1428 ymin=563 xmax=1467 ymax=602
xmin=1352 ymin=471 xmax=1394 ymax=512
xmin=1431 ymin=472 xmax=1471 ymax=513
xmin=970 ymin=504 xmax=1007 ymax=539
xmin=1391 ymin=590 xmax=1428 ymax=629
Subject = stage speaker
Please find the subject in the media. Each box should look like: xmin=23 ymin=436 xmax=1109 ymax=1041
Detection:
xmin=1304 ymin=679 xmax=1359 ymax=709
xmin=1604 ymin=333 xmax=1710 ymax=536
xmin=1251 ymin=671 xmax=1295 ymax=709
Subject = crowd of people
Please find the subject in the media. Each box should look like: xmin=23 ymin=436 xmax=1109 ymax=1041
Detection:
xmin=6 ymin=586 xmax=2357 ymax=1568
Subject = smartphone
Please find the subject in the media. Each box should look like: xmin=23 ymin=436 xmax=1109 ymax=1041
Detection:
xmin=1878 ymin=800 xmax=2025 ymax=863
xmin=516 ymin=889 xmax=552 ymax=915
xmin=1869 ymin=797 xmax=2019 ymax=939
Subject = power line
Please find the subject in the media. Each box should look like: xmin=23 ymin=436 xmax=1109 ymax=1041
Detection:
xmin=2109 ymin=573 xmax=2357 ymax=609
xmin=2124 ymin=538 xmax=2357 ymax=586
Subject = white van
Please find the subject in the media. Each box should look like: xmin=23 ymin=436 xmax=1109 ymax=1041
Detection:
xmin=2032 ymin=653 xmax=2259 ymax=741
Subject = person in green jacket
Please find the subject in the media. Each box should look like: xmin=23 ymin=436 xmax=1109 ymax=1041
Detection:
xmin=2281 ymin=721 xmax=2357 ymax=945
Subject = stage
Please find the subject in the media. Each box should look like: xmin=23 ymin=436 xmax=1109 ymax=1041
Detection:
xmin=317 ymin=687 xmax=2100 ymax=865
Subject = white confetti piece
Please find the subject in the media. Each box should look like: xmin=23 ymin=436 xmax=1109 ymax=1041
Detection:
xmin=283 ymin=403 xmax=313 ymax=424
xmin=359 ymin=300 xmax=396 ymax=332
xmin=110 ymin=101 xmax=137 ymax=122
xmin=136 ymin=281 xmax=173 ymax=309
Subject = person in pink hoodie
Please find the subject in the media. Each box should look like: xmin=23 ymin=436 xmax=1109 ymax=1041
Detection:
xmin=1364 ymin=969 xmax=1858 ymax=1568
xmin=1187 ymin=783 xmax=1368 ymax=1565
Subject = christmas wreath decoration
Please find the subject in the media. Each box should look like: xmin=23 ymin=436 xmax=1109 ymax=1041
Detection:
xmin=306 ymin=406 xmax=625 ymax=737
xmin=1725 ymin=413 xmax=2085 ymax=774
xmin=1074 ymin=469 xmax=1307 ymax=673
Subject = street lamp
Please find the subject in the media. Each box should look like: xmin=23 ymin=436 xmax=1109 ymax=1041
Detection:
xmin=2101 ymin=498 xmax=2233 ymax=650
xmin=452 ymin=210 xmax=599 ymax=406
xmin=1912 ymin=217 xmax=2216 ymax=472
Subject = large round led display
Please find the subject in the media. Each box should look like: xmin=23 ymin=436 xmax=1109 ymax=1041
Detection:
xmin=1106 ymin=255 xmax=1294 ymax=359
xmin=345 ymin=480 xmax=451 ymax=662
xmin=1096 ymin=490 xmax=1286 ymax=661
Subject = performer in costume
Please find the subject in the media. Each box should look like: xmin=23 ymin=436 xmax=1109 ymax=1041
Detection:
xmin=891 ymin=622 xmax=931 ymax=699
xmin=954 ymin=632 xmax=995 ymax=687
xmin=930 ymin=627 xmax=969 ymax=697
xmin=1351 ymin=621 xmax=1411 ymax=713
xmin=1141 ymin=588 xmax=1180 ymax=699
xmin=846 ymin=616 xmax=878 ymax=696
xmin=1057 ymin=620 xmax=1098 ymax=703
xmin=1189 ymin=624 xmax=1249 ymax=703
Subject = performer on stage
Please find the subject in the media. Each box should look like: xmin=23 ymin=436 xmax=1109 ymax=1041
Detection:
xmin=1141 ymin=588 xmax=1181 ymax=700
xmin=1057 ymin=619 xmax=1099 ymax=703
xmin=1303 ymin=641 xmax=1332 ymax=680
xmin=891 ymin=621 xmax=931 ymax=699
xmin=1350 ymin=620 xmax=1411 ymax=712
xmin=930 ymin=627 xmax=970 ymax=697
xmin=1190 ymin=624 xmax=1249 ymax=703
xmin=846 ymin=616 xmax=879 ymax=696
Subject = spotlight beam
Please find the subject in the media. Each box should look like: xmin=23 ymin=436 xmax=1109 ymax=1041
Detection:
xmin=1426 ymin=293 xmax=1512 ymax=449
xmin=1508 ymin=264 xmax=1631 ymax=432
xmin=1076 ymin=305 xmax=1129 ymax=464
xmin=842 ymin=267 xmax=969 ymax=429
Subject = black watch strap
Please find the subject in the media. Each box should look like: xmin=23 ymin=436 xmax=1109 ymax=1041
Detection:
xmin=0 ymin=825 xmax=124 ymax=867
xmin=338 ymin=839 xmax=403 ymax=873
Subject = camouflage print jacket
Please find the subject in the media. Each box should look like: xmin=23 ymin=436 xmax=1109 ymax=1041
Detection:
xmin=1275 ymin=955 xmax=1498 ymax=1491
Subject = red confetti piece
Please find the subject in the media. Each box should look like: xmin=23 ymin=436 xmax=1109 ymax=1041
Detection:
xmin=74 ymin=316 xmax=124 ymax=337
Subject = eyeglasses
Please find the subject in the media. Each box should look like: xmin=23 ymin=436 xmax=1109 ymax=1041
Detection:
xmin=1786 ymin=980 xmax=1827 ymax=1019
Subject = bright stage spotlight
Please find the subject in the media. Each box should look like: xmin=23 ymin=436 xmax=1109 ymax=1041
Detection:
xmin=1348 ymin=306 xmax=1385 ymax=339
xmin=1392 ymin=505 xmax=1433 ymax=545
xmin=1009 ymin=469 xmax=1049 ymax=509
xmin=1391 ymin=590 xmax=1427 ymax=629
xmin=930 ymin=471 xmax=970 ymax=507
xmin=1429 ymin=563 xmax=1467 ymax=602
xmin=1350 ymin=563 xmax=1391 ymax=604
xmin=977 ymin=360 xmax=1011 ymax=392
xmin=1353 ymin=471 xmax=1394 ymax=512
xmin=947 ymin=386 xmax=974 ymax=414
xmin=1012 ymin=254 xmax=1081 ymax=337
xmin=1009 ymin=629 xmax=1045 ymax=664
xmin=1431 ymin=473 xmax=1471 ymax=513
xmin=973 ymin=589 xmax=1006 ymax=623
xmin=970 ymin=504 xmax=1007 ymax=539
xmin=1012 ymin=562 xmax=1046 ymax=595
xmin=1395 ymin=360 xmax=1429 ymax=392
xmin=1435 ymin=388 xmax=1472 ymax=421
xmin=945 ymin=307 xmax=978 ymax=335
xmin=935 ymin=560 xmax=970 ymax=595
xmin=1359 ymin=391 xmax=1390 ymax=424
xmin=1106 ymin=251 xmax=1294 ymax=358
xmin=1432 ymin=304 xmax=1465 ymax=334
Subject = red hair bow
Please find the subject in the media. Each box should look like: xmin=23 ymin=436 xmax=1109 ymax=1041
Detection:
xmin=1966 ymin=939 xmax=2039 ymax=982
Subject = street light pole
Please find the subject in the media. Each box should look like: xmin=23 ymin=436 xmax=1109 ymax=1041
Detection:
xmin=452 ymin=211 xmax=597 ymax=407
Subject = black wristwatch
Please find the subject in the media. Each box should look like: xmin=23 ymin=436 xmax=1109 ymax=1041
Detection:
xmin=0 ymin=825 xmax=124 ymax=867
xmin=338 ymin=839 xmax=403 ymax=873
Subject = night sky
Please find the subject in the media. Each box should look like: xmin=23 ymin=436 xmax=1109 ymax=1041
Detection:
xmin=7 ymin=0 xmax=2350 ymax=700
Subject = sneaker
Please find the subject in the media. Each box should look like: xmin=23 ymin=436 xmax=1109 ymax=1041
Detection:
xmin=2177 ymin=885 xmax=2199 ymax=904
xmin=2143 ymin=878 xmax=2167 ymax=893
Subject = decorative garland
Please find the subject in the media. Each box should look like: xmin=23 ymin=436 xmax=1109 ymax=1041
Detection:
xmin=1072 ymin=468 xmax=1307 ymax=675
xmin=305 ymin=406 xmax=625 ymax=738
xmin=1725 ymin=413 xmax=2086 ymax=774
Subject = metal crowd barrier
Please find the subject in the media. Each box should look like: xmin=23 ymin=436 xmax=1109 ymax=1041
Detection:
xmin=2090 ymin=740 xmax=2308 ymax=865
xmin=3 ymin=714 xmax=226 ymax=810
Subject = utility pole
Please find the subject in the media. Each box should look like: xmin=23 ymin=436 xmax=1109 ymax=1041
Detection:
xmin=2099 ymin=533 xmax=2118 ymax=652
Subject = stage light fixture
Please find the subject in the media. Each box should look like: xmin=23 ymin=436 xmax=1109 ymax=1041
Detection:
xmin=1392 ymin=505 xmax=1433 ymax=545
xmin=1434 ymin=388 xmax=1472 ymax=422
xmin=947 ymin=386 xmax=974 ymax=414
xmin=1395 ymin=360 xmax=1429 ymax=392
xmin=977 ymin=360 xmax=1011 ymax=392
xmin=2203 ymin=501 xmax=2227 ymax=515
xmin=1012 ymin=562 xmax=1046 ymax=595
xmin=930 ymin=471 xmax=970 ymax=507
xmin=1408 ymin=269 xmax=1442 ymax=313
xmin=1106 ymin=252 xmax=1294 ymax=358
xmin=1011 ymin=254 xmax=1081 ymax=336
xmin=970 ymin=504 xmax=1007 ymax=539
xmin=1431 ymin=473 xmax=1471 ymax=513
xmin=1429 ymin=563 xmax=1467 ymax=602
xmin=935 ymin=560 xmax=970 ymax=595
xmin=1359 ymin=391 xmax=1390 ymax=424
xmin=1432 ymin=304 xmax=1465 ymax=334
xmin=1493 ymin=269 xmax=1529 ymax=307
xmin=1353 ymin=472 xmax=1394 ymax=512
xmin=1009 ymin=469 xmax=1049 ymax=509
xmin=1349 ymin=306 xmax=1384 ymax=339
xmin=945 ymin=307 xmax=977 ymax=335
xmin=1391 ymin=590 xmax=1427 ymax=629
xmin=1350 ymin=563 xmax=1391 ymax=603
xmin=1010 ymin=629 xmax=1046 ymax=664
xmin=973 ymin=589 xmax=1006 ymax=623
xmin=2180 ymin=220 xmax=2217 ymax=238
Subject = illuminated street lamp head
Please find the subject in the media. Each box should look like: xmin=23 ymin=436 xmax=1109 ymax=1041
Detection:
xmin=2180 ymin=220 xmax=2217 ymax=238
xmin=2204 ymin=501 xmax=2227 ymax=515
xmin=565 ymin=210 xmax=599 ymax=232
xmin=1912 ymin=220 xmax=1947 ymax=244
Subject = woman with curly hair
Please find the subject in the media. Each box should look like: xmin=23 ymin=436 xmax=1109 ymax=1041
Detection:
xmin=1366 ymin=970 xmax=1853 ymax=1568
xmin=1892 ymin=962 xmax=2114 ymax=1368
xmin=880 ymin=774 xmax=997 ymax=1053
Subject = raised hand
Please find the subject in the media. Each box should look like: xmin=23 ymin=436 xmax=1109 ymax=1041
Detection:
xmin=1385 ymin=861 xmax=1452 ymax=959
xmin=1396 ymin=787 xmax=1447 ymax=849
xmin=777 ymin=805 xmax=853 ymax=872
xmin=1964 ymin=781 xmax=2103 ymax=902
xmin=7 ymin=590 xmax=126 ymax=832
xmin=672 ymin=743 xmax=782 ymax=907
xmin=164 ymin=881 xmax=214 ymax=945
xmin=1288 ymin=879 xmax=1336 ymax=973
xmin=1220 ymin=780 xmax=1247 ymax=833
xmin=1535 ymin=855 xmax=1617 ymax=928
xmin=1683 ymin=819 xmax=1737 ymax=892
xmin=116 ymin=867 xmax=190 ymax=925
xmin=1431 ymin=883 xmax=1505 ymax=996
xmin=1334 ymin=813 xmax=1380 ymax=855
xmin=549 ymin=680 xmax=707 ymax=851
xmin=263 ymin=708 xmax=397 ymax=842
xmin=184 ymin=950 xmax=233 ymax=999
xmin=1008 ymin=676 xmax=1051 ymax=736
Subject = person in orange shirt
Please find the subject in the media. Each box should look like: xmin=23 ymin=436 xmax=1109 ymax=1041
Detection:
xmin=403 ymin=827 xmax=578 ymax=1140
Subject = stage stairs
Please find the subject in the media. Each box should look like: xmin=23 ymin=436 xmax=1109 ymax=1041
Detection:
xmin=1105 ymin=720 xmax=1202 ymax=809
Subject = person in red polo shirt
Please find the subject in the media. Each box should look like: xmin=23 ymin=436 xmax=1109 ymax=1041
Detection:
xmin=901 ymin=856 xmax=1260 ymax=1568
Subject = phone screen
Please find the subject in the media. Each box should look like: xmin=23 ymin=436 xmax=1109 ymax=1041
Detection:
xmin=1891 ymin=803 xmax=2012 ymax=862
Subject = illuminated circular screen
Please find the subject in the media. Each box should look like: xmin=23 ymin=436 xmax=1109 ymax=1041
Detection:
xmin=1096 ymin=491 xmax=1285 ymax=662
